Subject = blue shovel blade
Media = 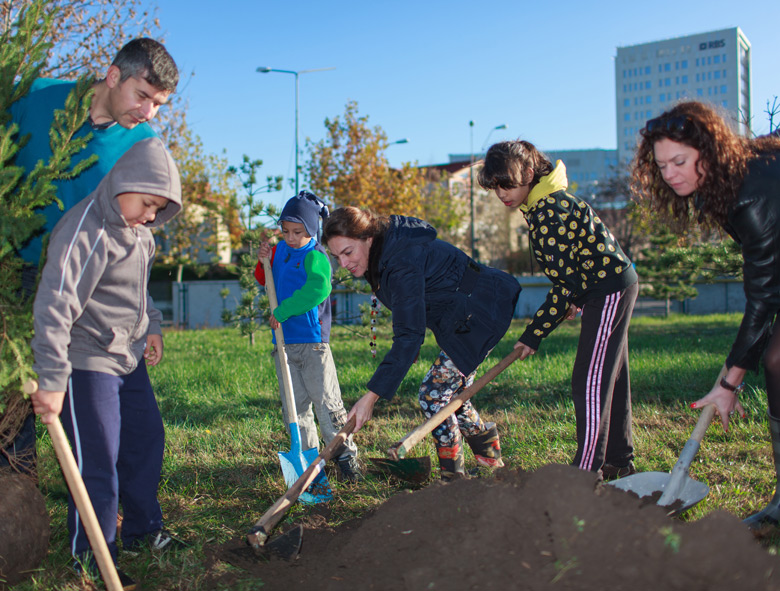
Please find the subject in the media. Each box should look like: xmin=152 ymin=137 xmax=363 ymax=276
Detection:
xmin=278 ymin=447 xmax=333 ymax=504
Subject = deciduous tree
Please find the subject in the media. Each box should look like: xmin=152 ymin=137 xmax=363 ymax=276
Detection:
xmin=306 ymin=101 xmax=429 ymax=215
xmin=1 ymin=0 xmax=160 ymax=79
xmin=154 ymin=108 xmax=241 ymax=280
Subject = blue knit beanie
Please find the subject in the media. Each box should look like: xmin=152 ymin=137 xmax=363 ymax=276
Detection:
xmin=279 ymin=190 xmax=329 ymax=240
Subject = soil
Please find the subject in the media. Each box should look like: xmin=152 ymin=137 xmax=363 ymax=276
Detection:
xmin=0 ymin=473 xmax=50 ymax=589
xmin=205 ymin=464 xmax=780 ymax=591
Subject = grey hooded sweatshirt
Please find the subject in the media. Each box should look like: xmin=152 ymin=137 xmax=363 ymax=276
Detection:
xmin=32 ymin=137 xmax=182 ymax=392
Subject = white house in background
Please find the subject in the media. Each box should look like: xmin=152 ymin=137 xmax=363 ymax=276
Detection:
xmin=422 ymin=158 xmax=526 ymax=269
xmin=154 ymin=202 xmax=233 ymax=265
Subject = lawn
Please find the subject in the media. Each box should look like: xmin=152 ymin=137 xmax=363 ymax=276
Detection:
xmin=14 ymin=313 xmax=780 ymax=589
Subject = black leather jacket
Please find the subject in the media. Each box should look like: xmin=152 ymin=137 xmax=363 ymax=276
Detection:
xmin=723 ymin=152 xmax=780 ymax=371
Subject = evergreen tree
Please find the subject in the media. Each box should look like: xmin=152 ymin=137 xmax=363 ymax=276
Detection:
xmin=635 ymin=229 xmax=743 ymax=316
xmin=0 ymin=1 xmax=93 ymax=467
xmin=221 ymin=155 xmax=281 ymax=346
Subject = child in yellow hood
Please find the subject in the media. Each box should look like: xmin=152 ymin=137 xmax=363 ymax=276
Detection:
xmin=479 ymin=140 xmax=639 ymax=480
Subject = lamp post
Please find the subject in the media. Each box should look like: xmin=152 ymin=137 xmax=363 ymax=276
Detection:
xmin=256 ymin=66 xmax=335 ymax=194
xmin=469 ymin=122 xmax=507 ymax=261
xmin=481 ymin=124 xmax=507 ymax=152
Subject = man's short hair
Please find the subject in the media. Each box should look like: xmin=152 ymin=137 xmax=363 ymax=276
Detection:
xmin=112 ymin=38 xmax=178 ymax=93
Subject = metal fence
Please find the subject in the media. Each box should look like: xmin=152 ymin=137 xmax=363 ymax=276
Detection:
xmin=152 ymin=276 xmax=747 ymax=330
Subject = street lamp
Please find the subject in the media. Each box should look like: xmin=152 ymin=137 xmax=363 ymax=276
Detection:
xmin=256 ymin=66 xmax=335 ymax=194
xmin=481 ymin=124 xmax=507 ymax=152
xmin=469 ymin=122 xmax=507 ymax=261
xmin=389 ymin=138 xmax=409 ymax=145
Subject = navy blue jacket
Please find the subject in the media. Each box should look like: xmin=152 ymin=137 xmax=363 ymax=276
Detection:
xmin=365 ymin=216 xmax=521 ymax=400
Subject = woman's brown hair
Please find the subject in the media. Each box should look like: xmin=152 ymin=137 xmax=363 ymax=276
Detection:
xmin=630 ymin=101 xmax=780 ymax=230
xmin=321 ymin=206 xmax=390 ymax=247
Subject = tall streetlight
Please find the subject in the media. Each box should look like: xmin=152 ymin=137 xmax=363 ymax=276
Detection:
xmin=256 ymin=66 xmax=335 ymax=194
xmin=481 ymin=124 xmax=507 ymax=152
xmin=469 ymin=122 xmax=507 ymax=261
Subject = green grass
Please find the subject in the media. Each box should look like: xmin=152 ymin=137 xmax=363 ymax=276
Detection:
xmin=13 ymin=313 xmax=780 ymax=589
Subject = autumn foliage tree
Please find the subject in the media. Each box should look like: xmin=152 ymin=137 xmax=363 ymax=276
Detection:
xmin=306 ymin=101 xmax=428 ymax=215
xmin=154 ymin=108 xmax=241 ymax=279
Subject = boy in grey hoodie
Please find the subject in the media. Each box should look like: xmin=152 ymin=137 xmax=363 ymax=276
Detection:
xmin=29 ymin=136 xmax=182 ymax=583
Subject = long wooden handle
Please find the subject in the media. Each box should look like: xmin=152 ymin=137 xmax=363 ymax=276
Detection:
xmin=262 ymin=257 xmax=298 ymax=420
xmin=247 ymin=415 xmax=357 ymax=548
xmin=24 ymin=381 xmax=122 ymax=591
xmin=387 ymin=347 xmax=523 ymax=460
xmin=657 ymin=366 xmax=726 ymax=507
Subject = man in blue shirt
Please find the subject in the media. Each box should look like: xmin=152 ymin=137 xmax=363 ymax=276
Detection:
xmin=11 ymin=37 xmax=178 ymax=265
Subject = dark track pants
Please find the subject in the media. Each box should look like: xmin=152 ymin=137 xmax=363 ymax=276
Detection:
xmin=571 ymin=282 xmax=638 ymax=472
xmin=61 ymin=363 xmax=164 ymax=564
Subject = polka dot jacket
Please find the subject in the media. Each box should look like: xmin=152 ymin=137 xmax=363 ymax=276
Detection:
xmin=518 ymin=175 xmax=637 ymax=350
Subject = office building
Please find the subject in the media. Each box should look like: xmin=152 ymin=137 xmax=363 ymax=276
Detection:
xmin=615 ymin=27 xmax=751 ymax=163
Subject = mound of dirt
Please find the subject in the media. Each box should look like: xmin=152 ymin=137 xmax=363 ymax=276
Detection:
xmin=0 ymin=473 xmax=50 ymax=589
xmin=211 ymin=464 xmax=780 ymax=591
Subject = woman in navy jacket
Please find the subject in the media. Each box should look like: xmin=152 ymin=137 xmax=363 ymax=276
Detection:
xmin=632 ymin=100 xmax=780 ymax=529
xmin=323 ymin=207 xmax=521 ymax=479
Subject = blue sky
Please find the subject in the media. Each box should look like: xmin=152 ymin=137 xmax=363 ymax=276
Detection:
xmin=156 ymin=0 xmax=779 ymax=209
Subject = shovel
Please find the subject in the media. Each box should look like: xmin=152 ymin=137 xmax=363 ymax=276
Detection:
xmin=609 ymin=405 xmax=714 ymax=515
xmin=372 ymin=347 xmax=523 ymax=482
xmin=24 ymin=381 xmax=123 ymax=591
xmin=608 ymin=368 xmax=727 ymax=515
xmin=247 ymin=416 xmax=357 ymax=558
xmin=263 ymin=257 xmax=331 ymax=504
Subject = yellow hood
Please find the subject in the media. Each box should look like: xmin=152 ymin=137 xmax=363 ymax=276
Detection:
xmin=520 ymin=160 xmax=569 ymax=213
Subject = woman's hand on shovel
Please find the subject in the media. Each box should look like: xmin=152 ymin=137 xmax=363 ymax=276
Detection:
xmin=691 ymin=368 xmax=746 ymax=432
xmin=348 ymin=391 xmax=380 ymax=431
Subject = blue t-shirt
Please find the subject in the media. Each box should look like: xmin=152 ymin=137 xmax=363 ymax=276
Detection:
xmin=10 ymin=78 xmax=157 ymax=263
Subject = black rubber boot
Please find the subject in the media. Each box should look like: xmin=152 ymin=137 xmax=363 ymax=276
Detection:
xmin=465 ymin=422 xmax=504 ymax=469
xmin=744 ymin=413 xmax=780 ymax=530
xmin=436 ymin=435 xmax=466 ymax=482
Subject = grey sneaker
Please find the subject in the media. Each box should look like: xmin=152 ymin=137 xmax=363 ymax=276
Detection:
xmin=336 ymin=456 xmax=363 ymax=483
xmin=147 ymin=528 xmax=187 ymax=551
xmin=125 ymin=528 xmax=187 ymax=554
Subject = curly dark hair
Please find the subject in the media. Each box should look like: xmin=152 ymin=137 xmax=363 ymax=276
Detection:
xmin=630 ymin=101 xmax=780 ymax=231
xmin=478 ymin=140 xmax=554 ymax=191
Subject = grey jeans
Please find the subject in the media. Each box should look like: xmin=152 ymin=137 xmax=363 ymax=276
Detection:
xmin=272 ymin=342 xmax=357 ymax=459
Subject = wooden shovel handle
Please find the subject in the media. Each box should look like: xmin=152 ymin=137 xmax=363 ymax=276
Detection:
xmin=657 ymin=366 xmax=726 ymax=507
xmin=24 ymin=381 xmax=122 ymax=591
xmin=247 ymin=415 xmax=357 ymax=548
xmin=262 ymin=257 xmax=298 ymax=419
xmin=387 ymin=347 xmax=523 ymax=460
xmin=690 ymin=365 xmax=728 ymax=443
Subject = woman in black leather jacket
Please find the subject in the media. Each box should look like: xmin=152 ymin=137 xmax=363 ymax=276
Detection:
xmin=322 ymin=207 xmax=521 ymax=479
xmin=631 ymin=100 xmax=780 ymax=529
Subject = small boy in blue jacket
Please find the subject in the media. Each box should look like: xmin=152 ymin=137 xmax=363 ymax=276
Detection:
xmin=256 ymin=191 xmax=361 ymax=481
